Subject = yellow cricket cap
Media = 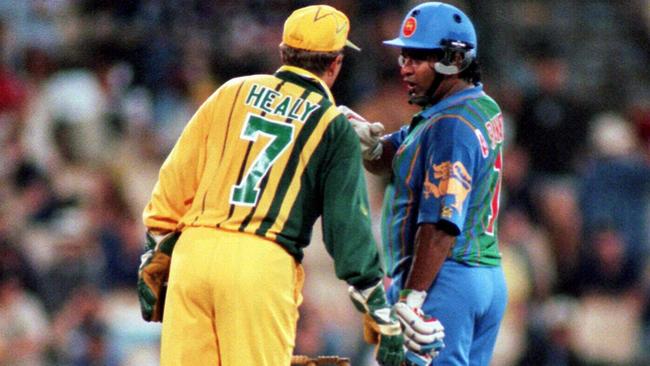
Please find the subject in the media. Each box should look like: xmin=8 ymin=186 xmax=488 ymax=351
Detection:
xmin=281 ymin=5 xmax=361 ymax=52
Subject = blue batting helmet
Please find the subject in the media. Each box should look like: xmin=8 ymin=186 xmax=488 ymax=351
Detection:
xmin=384 ymin=2 xmax=477 ymax=74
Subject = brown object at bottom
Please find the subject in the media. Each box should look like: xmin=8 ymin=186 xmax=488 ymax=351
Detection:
xmin=291 ymin=355 xmax=351 ymax=366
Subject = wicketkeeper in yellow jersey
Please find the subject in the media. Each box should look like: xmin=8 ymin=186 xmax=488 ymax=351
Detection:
xmin=137 ymin=4 xmax=404 ymax=366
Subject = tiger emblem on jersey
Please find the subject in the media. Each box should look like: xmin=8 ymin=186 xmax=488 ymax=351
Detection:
xmin=423 ymin=161 xmax=472 ymax=215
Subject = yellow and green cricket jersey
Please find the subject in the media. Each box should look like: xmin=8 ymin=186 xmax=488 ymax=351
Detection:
xmin=144 ymin=65 xmax=382 ymax=287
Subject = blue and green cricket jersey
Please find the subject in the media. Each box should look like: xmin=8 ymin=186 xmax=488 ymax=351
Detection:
xmin=382 ymin=84 xmax=504 ymax=276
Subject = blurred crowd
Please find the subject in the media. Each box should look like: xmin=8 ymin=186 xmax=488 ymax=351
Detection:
xmin=0 ymin=1 xmax=649 ymax=365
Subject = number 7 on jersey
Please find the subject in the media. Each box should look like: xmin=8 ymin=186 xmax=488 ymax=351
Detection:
xmin=230 ymin=114 xmax=295 ymax=206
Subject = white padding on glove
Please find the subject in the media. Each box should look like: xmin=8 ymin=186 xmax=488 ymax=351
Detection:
xmin=395 ymin=290 xmax=445 ymax=357
xmin=394 ymin=303 xmax=444 ymax=336
xmin=401 ymin=319 xmax=445 ymax=346
xmin=338 ymin=105 xmax=384 ymax=160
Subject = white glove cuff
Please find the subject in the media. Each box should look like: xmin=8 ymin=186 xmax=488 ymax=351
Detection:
xmin=403 ymin=289 xmax=427 ymax=309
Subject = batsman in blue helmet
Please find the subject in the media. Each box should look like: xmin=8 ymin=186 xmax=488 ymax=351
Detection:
xmin=339 ymin=2 xmax=507 ymax=365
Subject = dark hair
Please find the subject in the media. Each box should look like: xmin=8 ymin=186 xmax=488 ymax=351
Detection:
xmin=460 ymin=58 xmax=481 ymax=85
xmin=279 ymin=44 xmax=341 ymax=75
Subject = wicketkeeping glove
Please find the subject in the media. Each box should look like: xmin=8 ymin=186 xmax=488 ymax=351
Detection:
xmin=137 ymin=230 xmax=180 ymax=322
xmin=394 ymin=289 xmax=445 ymax=365
xmin=338 ymin=105 xmax=385 ymax=160
xmin=349 ymin=281 xmax=404 ymax=366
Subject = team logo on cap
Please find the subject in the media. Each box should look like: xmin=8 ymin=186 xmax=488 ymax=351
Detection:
xmin=314 ymin=6 xmax=346 ymax=33
xmin=402 ymin=17 xmax=417 ymax=37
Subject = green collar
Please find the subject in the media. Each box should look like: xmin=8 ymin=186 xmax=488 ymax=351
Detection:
xmin=274 ymin=65 xmax=335 ymax=103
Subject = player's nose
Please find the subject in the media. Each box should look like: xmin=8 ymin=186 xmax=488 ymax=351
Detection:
xmin=400 ymin=64 xmax=414 ymax=77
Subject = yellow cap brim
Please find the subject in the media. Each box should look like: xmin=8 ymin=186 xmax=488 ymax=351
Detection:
xmin=346 ymin=40 xmax=361 ymax=52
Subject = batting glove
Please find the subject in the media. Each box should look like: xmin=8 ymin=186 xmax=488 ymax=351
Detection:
xmin=394 ymin=289 xmax=445 ymax=364
xmin=338 ymin=105 xmax=384 ymax=160
xmin=138 ymin=230 xmax=180 ymax=322
xmin=349 ymin=281 xmax=404 ymax=366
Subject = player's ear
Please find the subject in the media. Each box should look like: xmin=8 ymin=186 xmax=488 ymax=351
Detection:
xmin=327 ymin=53 xmax=344 ymax=76
xmin=335 ymin=53 xmax=344 ymax=65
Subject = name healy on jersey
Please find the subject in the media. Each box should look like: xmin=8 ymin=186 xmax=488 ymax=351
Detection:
xmin=245 ymin=84 xmax=320 ymax=123
xmin=475 ymin=113 xmax=504 ymax=158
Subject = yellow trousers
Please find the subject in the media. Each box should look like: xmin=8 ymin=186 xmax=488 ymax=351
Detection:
xmin=161 ymin=227 xmax=304 ymax=365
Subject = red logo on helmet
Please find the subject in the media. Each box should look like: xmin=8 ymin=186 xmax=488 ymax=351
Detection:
xmin=403 ymin=17 xmax=417 ymax=37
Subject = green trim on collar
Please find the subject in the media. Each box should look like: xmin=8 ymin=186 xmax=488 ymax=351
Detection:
xmin=274 ymin=65 xmax=335 ymax=102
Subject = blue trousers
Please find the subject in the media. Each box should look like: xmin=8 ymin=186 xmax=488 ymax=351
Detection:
xmin=388 ymin=260 xmax=507 ymax=366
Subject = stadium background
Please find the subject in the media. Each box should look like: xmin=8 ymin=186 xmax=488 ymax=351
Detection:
xmin=0 ymin=0 xmax=649 ymax=365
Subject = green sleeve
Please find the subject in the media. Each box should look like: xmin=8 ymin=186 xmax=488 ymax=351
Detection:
xmin=320 ymin=115 xmax=384 ymax=289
